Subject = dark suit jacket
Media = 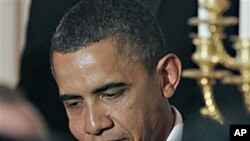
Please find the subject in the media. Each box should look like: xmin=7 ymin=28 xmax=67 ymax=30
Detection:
xmin=182 ymin=112 xmax=250 ymax=141
xmin=182 ymin=114 xmax=229 ymax=141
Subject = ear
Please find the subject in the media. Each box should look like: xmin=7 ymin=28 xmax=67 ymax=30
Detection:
xmin=156 ymin=54 xmax=182 ymax=98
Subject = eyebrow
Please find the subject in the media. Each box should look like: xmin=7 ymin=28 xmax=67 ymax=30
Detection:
xmin=59 ymin=95 xmax=82 ymax=102
xmin=92 ymin=82 xmax=128 ymax=94
xmin=59 ymin=82 xmax=128 ymax=102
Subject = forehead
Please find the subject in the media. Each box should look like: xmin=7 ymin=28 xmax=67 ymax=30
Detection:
xmin=52 ymin=38 xmax=123 ymax=79
xmin=53 ymin=38 xmax=120 ymax=67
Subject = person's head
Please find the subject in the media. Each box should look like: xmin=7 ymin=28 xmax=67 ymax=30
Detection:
xmin=0 ymin=85 xmax=48 ymax=141
xmin=50 ymin=0 xmax=182 ymax=141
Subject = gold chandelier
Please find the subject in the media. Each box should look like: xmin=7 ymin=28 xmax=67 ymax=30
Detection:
xmin=182 ymin=0 xmax=250 ymax=124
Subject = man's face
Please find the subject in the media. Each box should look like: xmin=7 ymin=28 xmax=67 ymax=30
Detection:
xmin=52 ymin=38 xmax=172 ymax=141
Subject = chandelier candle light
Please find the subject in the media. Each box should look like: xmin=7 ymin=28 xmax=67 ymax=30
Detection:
xmin=198 ymin=0 xmax=210 ymax=38
xmin=239 ymin=0 xmax=250 ymax=39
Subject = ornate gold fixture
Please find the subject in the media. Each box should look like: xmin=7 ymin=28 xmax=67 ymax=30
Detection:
xmin=182 ymin=0 xmax=250 ymax=124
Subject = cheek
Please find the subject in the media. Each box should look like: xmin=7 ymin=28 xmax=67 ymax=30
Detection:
xmin=69 ymin=119 xmax=83 ymax=140
xmin=117 ymin=84 xmax=162 ymax=140
xmin=110 ymin=97 xmax=148 ymax=140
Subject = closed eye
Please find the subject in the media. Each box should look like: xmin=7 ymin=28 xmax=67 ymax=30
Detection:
xmin=103 ymin=89 xmax=125 ymax=99
xmin=65 ymin=99 xmax=83 ymax=109
xmin=59 ymin=95 xmax=83 ymax=109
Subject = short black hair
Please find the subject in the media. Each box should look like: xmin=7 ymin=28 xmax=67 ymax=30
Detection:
xmin=51 ymin=0 xmax=167 ymax=73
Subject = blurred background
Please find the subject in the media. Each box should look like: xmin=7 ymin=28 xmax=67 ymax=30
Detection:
xmin=1 ymin=0 xmax=249 ymax=140
xmin=0 ymin=0 xmax=30 ymax=87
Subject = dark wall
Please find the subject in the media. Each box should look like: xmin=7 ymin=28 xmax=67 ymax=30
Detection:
xmin=17 ymin=0 xmax=80 ymax=140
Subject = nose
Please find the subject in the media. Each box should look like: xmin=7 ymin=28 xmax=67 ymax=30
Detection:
xmin=83 ymin=104 xmax=114 ymax=135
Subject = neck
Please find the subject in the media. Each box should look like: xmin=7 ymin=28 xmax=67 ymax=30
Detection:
xmin=155 ymin=105 xmax=175 ymax=141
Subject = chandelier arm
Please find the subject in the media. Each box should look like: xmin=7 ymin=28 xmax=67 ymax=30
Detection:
xmin=211 ymin=30 xmax=238 ymax=69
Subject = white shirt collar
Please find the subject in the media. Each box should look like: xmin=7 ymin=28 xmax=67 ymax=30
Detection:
xmin=166 ymin=106 xmax=183 ymax=141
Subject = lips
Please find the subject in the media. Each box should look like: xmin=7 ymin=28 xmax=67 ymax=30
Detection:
xmin=106 ymin=137 xmax=127 ymax=141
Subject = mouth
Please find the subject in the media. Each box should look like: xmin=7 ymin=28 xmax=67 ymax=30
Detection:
xmin=107 ymin=138 xmax=127 ymax=141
